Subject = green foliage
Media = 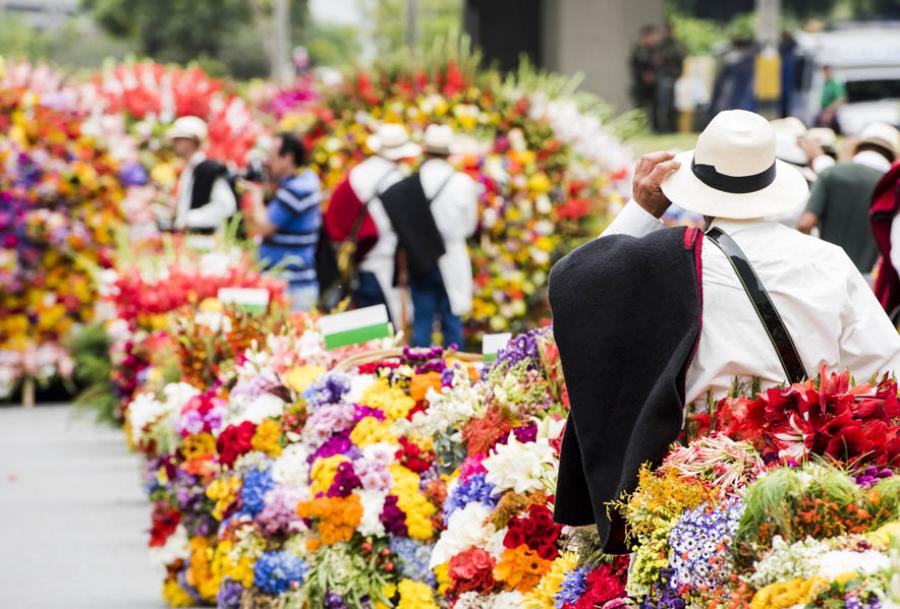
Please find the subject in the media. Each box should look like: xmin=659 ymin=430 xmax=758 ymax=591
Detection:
xmin=366 ymin=0 xmax=463 ymax=57
xmin=305 ymin=22 xmax=362 ymax=69
xmin=69 ymin=323 xmax=119 ymax=426
xmin=0 ymin=12 xmax=130 ymax=67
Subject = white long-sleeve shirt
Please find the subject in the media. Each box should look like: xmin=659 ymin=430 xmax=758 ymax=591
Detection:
xmin=420 ymin=158 xmax=479 ymax=316
xmin=174 ymin=152 xmax=238 ymax=231
xmin=603 ymin=201 xmax=900 ymax=404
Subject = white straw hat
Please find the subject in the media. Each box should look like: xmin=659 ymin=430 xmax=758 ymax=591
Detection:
xmin=857 ymin=122 xmax=900 ymax=160
xmin=166 ymin=116 xmax=208 ymax=142
xmin=661 ymin=110 xmax=809 ymax=219
xmin=771 ymin=117 xmax=808 ymax=166
xmin=366 ymin=124 xmax=422 ymax=160
xmin=423 ymin=124 xmax=454 ymax=155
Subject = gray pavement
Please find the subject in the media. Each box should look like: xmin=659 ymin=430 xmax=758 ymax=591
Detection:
xmin=0 ymin=404 xmax=165 ymax=609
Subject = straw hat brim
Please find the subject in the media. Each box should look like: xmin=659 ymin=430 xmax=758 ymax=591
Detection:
xmin=366 ymin=135 xmax=422 ymax=160
xmin=661 ymin=150 xmax=809 ymax=220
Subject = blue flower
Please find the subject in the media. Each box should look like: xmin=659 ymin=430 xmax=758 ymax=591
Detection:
xmin=303 ymin=374 xmax=351 ymax=410
xmin=241 ymin=467 xmax=275 ymax=517
xmin=253 ymin=551 xmax=308 ymax=596
xmin=217 ymin=578 xmax=243 ymax=609
xmin=389 ymin=537 xmax=437 ymax=587
xmin=442 ymin=474 xmax=498 ymax=525
xmin=666 ymin=498 xmax=744 ymax=591
xmin=554 ymin=566 xmax=588 ymax=609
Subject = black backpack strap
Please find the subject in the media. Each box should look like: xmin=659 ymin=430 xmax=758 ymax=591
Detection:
xmin=425 ymin=169 xmax=455 ymax=204
xmin=705 ymin=227 xmax=807 ymax=384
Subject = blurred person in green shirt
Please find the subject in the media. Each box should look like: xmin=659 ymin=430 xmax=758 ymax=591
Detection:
xmin=817 ymin=65 xmax=846 ymax=131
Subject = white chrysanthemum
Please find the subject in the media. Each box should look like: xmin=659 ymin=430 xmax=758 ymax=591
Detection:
xmin=357 ymin=490 xmax=387 ymax=537
xmin=129 ymin=392 xmax=167 ymax=433
xmin=429 ymin=502 xmax=495 ymax=568
xmin=271 ymin=444 xmax=311 ymax=488
xmin=149 ymin=524 xmax=190 ymax=567
xmin=483 ymin=435 xmax=557 ymax=495
xmin=163 ymin=382 xmax=200 ymax=411
xmin=229 ymin=393 xmax=285 ymax=425
xmin=815 ymin=549 xmax=890 ymax=579
xmin=345 ymin=374 xmax=377 ymax=404
xmin=488 ymin=592 xmax=526 ymax=609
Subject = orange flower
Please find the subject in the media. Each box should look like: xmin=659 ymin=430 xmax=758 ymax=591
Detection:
xmin=492 ymin=544 xmax=552 ymax=593
xmin=410 ymin=371 xmax=443 ymax=402
xmin=296 ymin=495 xmax=363 ymax=545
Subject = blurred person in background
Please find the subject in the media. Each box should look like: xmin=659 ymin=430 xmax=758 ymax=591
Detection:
xmin=816 ymin=65 xmax=846 ymax=132
xmin=168 ymin=116 xmax=237 ymax=234
xmin=797 ymin=122 xmax=900 ymax=274
xmin=380 ymin=125 xmax=478 ymax=348
xmin=243 ymin=133 xmax=322 ymax=312
xmin=324 ymin=124 xmax=420 ymax=322
xmin=655 ymin=22 xmax=685 ymax=134
xmin=709 ymin=37 xmax=757 ymax=115
xmin=631 ymin=25 xmax=659 ymax=128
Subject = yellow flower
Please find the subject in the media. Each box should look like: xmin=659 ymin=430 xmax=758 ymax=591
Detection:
xmin=283 ymin=366 xmax=327 ymax=394
xmin=389 ymin=464 xmax=436 ymax=540
xmin=434 ymin=562 xmax=451 ymax=596
xmin=310 ymin=455 xmax=350 ymax=496
xmin=397 ymin=579 xmax=438 ymax=609
xmin=251 ymin=418 xmax=283 ymax=457
xmin=207 ymin=476 xmax=242 ymax=521
xmin=523 ymin=552 xmax=579 ymax=609
xmin=182 ymin=433 xmax=217 ymax=461
xmin=867 ymin=521 xmax=900 ymax=548
xmin=359 ymin=378 xmax=415 ymax=421
xmin=750 ymin=577 xmax=828 ymax=609
xmin=162 ymin=578 xmax=195 ymax=607
xmin=349 ymin=416 xmax=396 ymax=447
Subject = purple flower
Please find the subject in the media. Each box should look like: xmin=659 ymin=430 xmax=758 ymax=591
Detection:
xmin=492 ymin=329 xmax=543 ymax=371
xmin=323 ymin=592 xmax=348 ymax=609
xmin=309 ymin=432 xmax=353 ymax=463
xmin=119 ymin=162 xmax=148 ymax=186
xmin=303 ymin=374 xmax=351 ymax=410
xmin=327 ymin=461 xmax=362 ymax=497
xmin=380 ymin=495 xmax=408 ymax=536
xmin=667 ymin=498 xmax=743 ymax=591
xmin=512 ymin=423 xmax=538 ymax=443
xmin=352 ymin=404 xmax=385 ymax=422
xmin=555 ymin=566 xmax=589 ymax=609
xmin=389 ymin=537 xmax=436 ymax=586
xmin=218 ymin=578 xmax=243 ymax=609
xmin=443 ymin=474 xmax=497 ymax=524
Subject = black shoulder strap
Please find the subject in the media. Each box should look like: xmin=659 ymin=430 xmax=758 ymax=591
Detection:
xmin=348 ymin=166 xmax=396 ymax=242
xmin=424 ymin=169 xmax=455 ymax=205
xmin=705 ymin=227 xmax=807 ymax=384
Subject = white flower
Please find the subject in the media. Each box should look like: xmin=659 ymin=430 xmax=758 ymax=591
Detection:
xmin=194 ymin=310 xmax=231 ymax=333
xmin=484 ymin=528 xmax=507 ymax=561
xmin=488 ymin=592 xmax=526 ymax=609
xmin=357 ymin=490 xmax=387 ymax=537
xmin=483 ymin=435 xmax=557 ymax=495
xmin=229 ymin=393 xmax=285 ymax=425
xmin=535 ymin=416 xmax=566 ymax=442
xmin=345 ymin=374 xmax=376 ymax=404
xmin=149 ymin=524 xmax=190 ymax=567
xmin=815 ymin=550 xmax=890 ymax=579
xmin=272 ymin=444 xmax=311 ymax=488
xmin=163 ymin=382 xmax=200 ymax=411
xmin=129 ymin=392 xmax=167 ymax=433
xmin=429 ymin=502 xmax=496 ymax=568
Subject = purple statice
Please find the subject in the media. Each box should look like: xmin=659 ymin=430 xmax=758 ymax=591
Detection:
xmin=555 ymin=566 xmax=589 ymax=609
xmin=353 ymin=404 xmax=386 ymax=422
xmin=327 ymin=461 xmax=362 ymax=497
xmin=389 ymin=537 xmax=437 ymax=586
xmin=241 ymin=467 xmax=275 ymax=517
xmin=667 ymin=498 xmax=743 ymax=591
xmin=217 ymin=578 xmax=243 ymax=609
xmin=253 ymin=551 xmax=308 ymax=596
xmin=323 ymin=592 xmax=348 ymax=609
xmin=231 ymin=368 xmax=282 ymax=403
xmin=492 ymin=329 xmax=543 ymax=371
xmin=443 ymin=474 xmax=498 ymax=525
xmin=309 ymin=431 xmax=353 ymax=463
xmin=303 ymin=374 xmax=351 ymax=410
xmin=855 ymin=465 xmax=893 ymax=488
xmin=641 ymin=569 xmax=686 ymax=609
xmin=258 ymin=486 xmax=305 ymax=537
xmin=303 ymin=402 xmax=357 ymax=445
xmin=380 ymin=495 xmax=409 ymax=536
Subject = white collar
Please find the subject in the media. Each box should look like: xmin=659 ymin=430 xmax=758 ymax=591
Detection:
xmin=708 ymin=217 xmax=776 ymax=235
xmin=853 ymin=150 xmax=892 ymax=173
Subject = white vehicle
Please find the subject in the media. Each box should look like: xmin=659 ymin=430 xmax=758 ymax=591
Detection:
xmin=793 ymin=23 xmax=900 ymax=134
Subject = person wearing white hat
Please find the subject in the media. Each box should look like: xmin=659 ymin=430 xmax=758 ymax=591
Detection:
xmin=549 ymin=109 xmax=900 ymax=552
xmin=797 ymin=121 xmax=900 ymax=272
xmin=379 ymin=124 xmax=478 ymax=347
xmin=323 ymin=123 xmax=421 ymax=322
xmin=167 ymin=116 xmax=237 ymax=233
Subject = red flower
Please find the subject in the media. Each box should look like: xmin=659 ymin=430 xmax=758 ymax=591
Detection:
xmin=502 ymin=504 xmax=561 ymax=560
xmin=572 ymin=563 xmax=627 ymax=609
xmin=449 ymin=548 xmax=497 ymax=595
xmin=217 ymin=421 xmax=257 ymax=468
xmin=149 ymin=502 xmax=181 ymax=547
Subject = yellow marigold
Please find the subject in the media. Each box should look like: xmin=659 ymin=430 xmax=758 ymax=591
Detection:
xmin=207 ymin=475 xmax=241 ymax=521
xmin=251 ymin=418 xmax=283 ymax=457
xmin=389 ymin=464 xmax=436 ymax=540
xmin=493 ymin=545 xmax=553 ymax=593
xmin=397 ymin=579 xmax=439 ymax=609
xmin=750 ymin=577 xmax=828 ymax=609
xmin=182 ymin=433 xmax=217 ymax=461
xmin=310 ymin=455 xmax=350 ymax=496
xmin=283 ymin=366 xmax=327 ymax=394
xmin=360 ymin=378 xmax=415 ymax=421
xmin=296 ymin=495 xmax=363 ymax=545
xmin=186 ymin=536 xmax=219 ymax=602
xmin=211 ymin=540 xmax=255 ymax=588
xmin=434 ymin=562 xmax=451 ymax=596
xmin=162 ymin=578 xmax=195 ymax=607
xmin=523 ymin=552 xmax=580 ymax=609
xmin=349 ymin=416 xmax=396 ymax=447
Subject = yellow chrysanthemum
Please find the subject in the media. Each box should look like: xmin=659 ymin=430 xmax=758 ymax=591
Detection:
xmin=397 ymin=579 xmax=438 ymax=609
xmin=349 ymin=416 xmax=396 ymax=447
xmin=310 ymin=455 xmax=350 ymax=496
xmin=251 ymin=418 xmax=283 ymax=457
xmin=389 ymin=464 xmax=436 ymax=540
xmin=182 ymin=433 xmax=217 ymax=461
xmin=283 ymin=366 xmax=328 ymax=394
xmin=523 ymin=552 xmax=579 ymax=609
xmin=750 ymin=577 xmax=828 ymax=609
xmin=207 ymin=476 xmax=242 ymax=521
xmin=359 ymin=378 xmax=415 ymax=421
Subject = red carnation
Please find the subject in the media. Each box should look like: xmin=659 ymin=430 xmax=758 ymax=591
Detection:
xmin=449 ymin=547 xmax=497 ymax=595
xmin=572 ymin=563 xmax=627 ymax=609
xmin=217 ymin=421 xmax=257 ymax=468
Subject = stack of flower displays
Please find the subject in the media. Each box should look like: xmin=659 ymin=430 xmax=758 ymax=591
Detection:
xmin=0 ymin=58 xmax=129 ymax=400
xmin=272 ymin=50 xmax=633 ymax=337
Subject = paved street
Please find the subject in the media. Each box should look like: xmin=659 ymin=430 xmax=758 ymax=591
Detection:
xmin=0 ymin=405 xmax=164 ymax=609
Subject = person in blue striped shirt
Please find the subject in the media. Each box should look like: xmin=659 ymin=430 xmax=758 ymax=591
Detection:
xmin=243 ymin=133 xmax=322 ymax=311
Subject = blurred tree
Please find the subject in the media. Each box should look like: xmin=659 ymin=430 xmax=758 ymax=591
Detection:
xmin=305 ymin=22 xmax=362 ymax=68
xmin=365 ymin=0 xmax=462 ymax=57
xmin=850 ymin=0 xmax=900 ymax=18
xmin=81 ymin=0 xmax=308 ymax=77
xmin=666 ymin=0 xmax=840 ymax=22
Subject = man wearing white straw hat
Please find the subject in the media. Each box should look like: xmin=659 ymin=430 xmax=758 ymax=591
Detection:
xmin=324 ymin=124 xmax=421 ymax=322
xmin=167 ymin=116 xmax=238 ymax=233
xmin=797 ymin=122 xmax=900 ymax=273
xmin=549 ymin=109 xmax=900 ymax=554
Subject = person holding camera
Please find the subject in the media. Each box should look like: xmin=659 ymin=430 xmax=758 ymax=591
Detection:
xmin=242 ymin=133 xmax=322 ymax=312
xmin=168 ymin=116 xmax=238 ymax=234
